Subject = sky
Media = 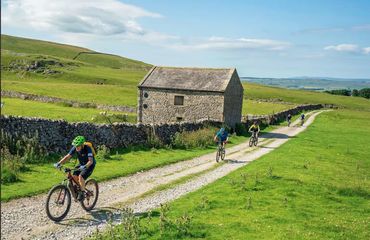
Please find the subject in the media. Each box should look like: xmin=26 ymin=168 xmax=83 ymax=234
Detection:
xmin=2 ymin=0 xmax=370 ymax=78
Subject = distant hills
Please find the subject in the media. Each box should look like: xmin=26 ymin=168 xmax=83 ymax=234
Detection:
xmin=241 ymin=77 xmax=370 ymax=91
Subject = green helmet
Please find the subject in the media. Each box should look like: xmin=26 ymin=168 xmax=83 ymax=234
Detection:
xmin=72 ymin=136 xmax=85 ymax=147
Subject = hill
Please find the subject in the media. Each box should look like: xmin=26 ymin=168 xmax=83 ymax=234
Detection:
xmin=1 ymin=35 xmax=369 ymax=120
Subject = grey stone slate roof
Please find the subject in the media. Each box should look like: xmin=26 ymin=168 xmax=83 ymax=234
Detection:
xmin=138 ymin=66 xmax=236 ymax=92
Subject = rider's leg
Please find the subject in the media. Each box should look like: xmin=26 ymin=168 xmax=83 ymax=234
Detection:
xmin=79 ymin=175 xmax=86 ymax=191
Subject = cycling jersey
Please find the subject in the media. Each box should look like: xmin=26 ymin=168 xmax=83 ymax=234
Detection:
xmin=249 ymin=124 xmax=260 ymax=132
xmin=68 ymin=144 xmax=96 ymax=166
xmin=216 ymin=130 xmax=228 ymax=142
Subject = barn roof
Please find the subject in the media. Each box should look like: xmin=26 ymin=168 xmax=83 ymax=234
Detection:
xmin=138 ymin=66 xmax=237 ymax=92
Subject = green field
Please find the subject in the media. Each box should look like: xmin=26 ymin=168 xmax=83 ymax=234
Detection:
xmin=1 ymin=98 xmax=136 ymax=123
xmin=92 ymin=109 xmax=370 ymax=240
xmin=0 ymin=135 xmax=250 ymax=201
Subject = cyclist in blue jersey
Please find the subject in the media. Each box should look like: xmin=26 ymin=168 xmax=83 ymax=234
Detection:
xmin=214 ymin=128 xmax=229 ymax=147
xmin=54 ymin=136 xmax=96 ymax=201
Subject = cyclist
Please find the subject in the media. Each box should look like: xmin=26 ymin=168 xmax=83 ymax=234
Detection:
xmin=54 ymin=136 xmax=96 ymax=201
xmin=287 ymin=114 xmax=292 ymax=126
xmin=214 ymin=127 xmax=229 ymax=147
xmin=249 ymin=121 xmax=260 ymax=139
xmin=300 ymin=113 xmax=305 ymax=126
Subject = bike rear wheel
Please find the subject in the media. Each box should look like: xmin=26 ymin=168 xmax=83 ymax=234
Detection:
xmin=81 ymin=179 xmax=99 ymax=211
xmin=45 ymin=184 xmax=71 ymax=222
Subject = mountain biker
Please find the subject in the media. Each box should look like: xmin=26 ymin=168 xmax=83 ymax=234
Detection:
xmin=300 ymin=113 xmax=305 ymax=126
xmin=54 ymin=136 xmax=96 ymax=201
xmin=214 ymin=127 xmax=229 ymax=147
xmin=249 ymin=121 xmax=260 ymax=138
xmin=287 ymin=114 xmax=292 ymax=126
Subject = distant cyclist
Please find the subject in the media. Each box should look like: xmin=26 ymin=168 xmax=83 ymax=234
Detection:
xmin=249 ymin=121 xmax=260 ymax=139
xmin=300 ymin=113 xmax=305 ymax=126
xmin=214 ymin=128 xmax=229 ymax=147
xmin=287 ymin=114 xmax=292 ymax=126
xmin=54 ymin=136 xmax=96 ymax=201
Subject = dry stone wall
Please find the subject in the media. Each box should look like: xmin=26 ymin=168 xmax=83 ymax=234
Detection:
xmin=1 ymin=104 xmax=324 ymax=154
xmin=1 ymin=90 xmax=136 ymax=113
xmin=0 ymin=115 xmax=221 ymax=154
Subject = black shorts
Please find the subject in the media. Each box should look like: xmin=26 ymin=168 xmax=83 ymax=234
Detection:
xmin=73 ymin=164 xmax=95 ymax=180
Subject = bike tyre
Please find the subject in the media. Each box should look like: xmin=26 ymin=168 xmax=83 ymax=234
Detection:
xmin=80 ymin=179 xmax=99 ymax=211
xmin=254 ymin=137 xmax=258 ymax=146
xmin=249 ymin=137 xmax=253 ymax=147
xmin=45 ymin=184 xmax=71 ymax=222
xmin=221 ymin=148 xmax=225 ymax=160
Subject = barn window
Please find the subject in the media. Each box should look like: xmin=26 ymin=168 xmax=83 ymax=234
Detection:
xmin=144 ymin=92 xmax=149 ymax=98
xmin=143 ymin=104 xmax=148 ymax=109
xmin=174 ymin=96 xmax=184 ymax=105
xmin=176 ymin=117 xmax=183 ymax=122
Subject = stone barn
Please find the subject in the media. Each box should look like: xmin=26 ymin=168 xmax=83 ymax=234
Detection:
xmin=137 ymin=66 xmax=244 ymax=127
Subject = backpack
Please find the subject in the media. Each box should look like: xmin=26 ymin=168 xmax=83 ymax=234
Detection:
xmin=84 ymin=142 xmax=97 ymax=157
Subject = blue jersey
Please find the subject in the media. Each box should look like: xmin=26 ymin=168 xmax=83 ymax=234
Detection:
xmin=216 ymin=130 xmax=228 ymax=142
xmin=68 ymin=144 xmax=96 ymax=166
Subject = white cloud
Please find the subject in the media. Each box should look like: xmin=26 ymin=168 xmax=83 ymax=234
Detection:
xmin=324 ymin=44 xmax=359 ymax=53
xmin=363 ymin=47 xmax=370 ymax=54
xmin=324 ymin=44 xmax=370 ymax=55
xmin=171 ymin=37 xmax=291 ymax=51
xmin=2 ymin=0 xmax=161 ymax=36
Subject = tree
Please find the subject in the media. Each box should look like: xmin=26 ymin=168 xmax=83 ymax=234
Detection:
xmin=352 ymin=89 xmax=359 ymax=97
xmin=359 ymin=88 xmax=370 ymax=99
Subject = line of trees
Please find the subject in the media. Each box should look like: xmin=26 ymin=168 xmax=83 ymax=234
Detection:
xmin=325 ymin=88 xmax=370 ymax=99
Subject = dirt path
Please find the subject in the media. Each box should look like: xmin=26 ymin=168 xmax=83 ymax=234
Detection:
xmin=1 ymin=110 xmax=325 ymax=240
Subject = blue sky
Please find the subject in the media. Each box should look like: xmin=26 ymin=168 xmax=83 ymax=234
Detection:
xmin=2 ymin=0 xmax=370 ymax=78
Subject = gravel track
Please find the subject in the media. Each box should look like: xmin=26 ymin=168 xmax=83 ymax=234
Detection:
xmin=1 ymin=110 xmax=324 ymax=240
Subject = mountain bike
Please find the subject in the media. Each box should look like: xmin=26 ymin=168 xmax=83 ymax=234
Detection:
xmin=216 ymin=141 xmax=226 ymax=162
xmin=287 ymin=119 xmax=291 ymax=127
xmin=249 ymin=131 xmax=258 ymax=147
xmin=300 ymin=118 xmax=304 ymax=126
xmin=45 ymin=166 xmax=99 ymax=222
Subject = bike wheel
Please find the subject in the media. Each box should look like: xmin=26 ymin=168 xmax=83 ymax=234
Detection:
xmin=216 ymin=149 xmax=220 ymax=162
xmin=221 ymin=148 xmax=225 ymax=160
xmin=249 ymin=137 xmax=253 ymax=147
xmin=45 ymin=184 xmax=71 ymax=222
xmin=81 ymin=179 xmax=99 ymax=211
xmin=254 ymin=137 xmax=258 ymax=146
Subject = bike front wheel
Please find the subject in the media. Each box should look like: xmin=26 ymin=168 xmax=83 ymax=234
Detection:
xmin=45 ymin=184 xmax=71 ymax=222
xmin=221 ymin=148 xmax=225 ymax=160
xmin=254 ymin=137 xmax=258 ymax=146
xmin=249 ymin=137 xmax=254 ymax=147
xmin=81 ymin=179 xmax=99 ymax=211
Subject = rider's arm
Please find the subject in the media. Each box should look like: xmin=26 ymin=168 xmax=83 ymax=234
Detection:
xmin=248 ymin=125 xmax=253 ymax=132
xmin=58 ymin=154 xmax=72 ymax=165
xmin=214 ymin=135 xmax=218 ymax=142
xmin=85 ymin=157 xmax=94 ymax=168
xmin=257 ymin=125 xmax=260 ymax=132
xmin=84 ymin=147 xmax=94 ymax=168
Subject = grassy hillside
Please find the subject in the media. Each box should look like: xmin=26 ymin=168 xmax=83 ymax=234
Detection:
xmin=2 ymin=34 xmax=369 ymax=118
xmin=1 ymin=35 xmax=151 ymax=70
xmin=91 ymin=109 xmax=370 ymax=240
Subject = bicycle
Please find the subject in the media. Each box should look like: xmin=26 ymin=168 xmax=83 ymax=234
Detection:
xmin=288 ymin=119 xmax=291 ymax=127
xmin=216 ymin=141 xmax=226 ymax=162
xmin=249 ymin=131 xmax=258 ymax=147
xmin=45 ymin=166 xmax=99 ymax=222
xmin=300 ymin=118 xmax=304 ymax=126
